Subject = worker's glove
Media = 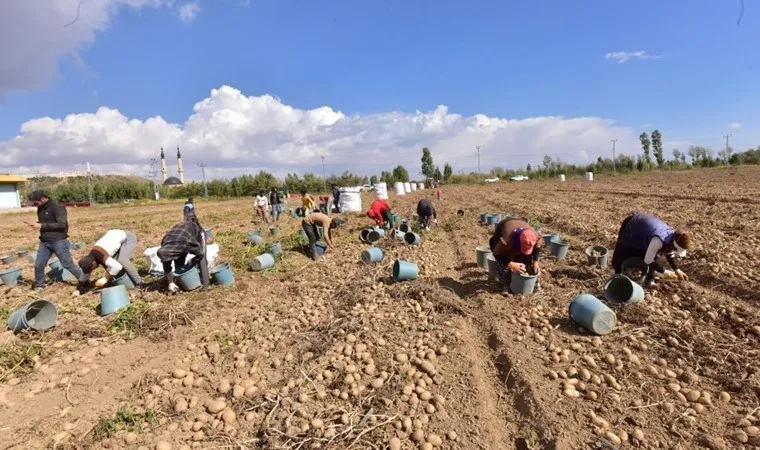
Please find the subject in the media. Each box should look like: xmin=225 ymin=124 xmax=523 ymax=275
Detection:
xmin=434 ymin=219 xmax=438 ymax=224
xmin=660 ymin=270 xmax=677 ymax=280
xmin=675 ymin=269 xmax=688 ymax=280
xmin=95 ymin=277 xmax=109 ymax=288
xmin=168 ymin=282 xmax=180 ymax=294
xmin=507 ymin=262 xmax=527 ymax=274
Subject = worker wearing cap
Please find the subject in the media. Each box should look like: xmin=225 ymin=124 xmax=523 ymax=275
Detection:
xmin=25 ymin=190 xmax=87 ymax=294
xmin=366 ymin=199 xmax=394 ymax=228
xmin=489 ymin=217 xmax=542 ymax=296
xmin=78 ymin=230 xmax=143 ymax=290
xmin=612 ymin=211 xmax=692 ymax=287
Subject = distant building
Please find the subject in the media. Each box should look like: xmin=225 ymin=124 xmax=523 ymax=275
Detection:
xmin=160 ymin=147 xmax=185 ymax=186
xmin=0 ymin=174 xmax=27 ymax=209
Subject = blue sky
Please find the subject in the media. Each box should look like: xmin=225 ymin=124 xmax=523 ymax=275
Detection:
xmin=0 ymin=0 xmax=757 ymax=177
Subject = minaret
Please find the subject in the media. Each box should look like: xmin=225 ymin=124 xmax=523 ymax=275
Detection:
xmin=177 ymin=146 xmax=184 ymax=184
xmin=160 ymin=148 xmax=168 ymax=181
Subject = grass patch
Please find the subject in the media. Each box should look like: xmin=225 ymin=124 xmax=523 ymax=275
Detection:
xmin=94 ymin=406 xmax=158 ymax=440
xmin=0 ymin=307 xmax=10 ymax=325
xmin=442 ymin=220 xmax=460 ymax=232
xmin=108 ymin=302 xmax=150 ymax=336
xmin=0 ymin=339 xmax=44 ymax=382
xmin=109 ymin=301 xmax=195 ymax=340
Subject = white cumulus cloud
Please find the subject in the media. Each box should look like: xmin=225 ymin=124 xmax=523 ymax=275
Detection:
xmin=0 ymin=85 xmax=636 ymax=180
xmin=0 ymin=0 xmax=197 ymax=98
xmin=728 ymin=122 xmax=742 ymax=130
xmin=605 ymin=50 xmax=663 ymax=64
xmin=177 ymin=1 xmax=200 ymax=24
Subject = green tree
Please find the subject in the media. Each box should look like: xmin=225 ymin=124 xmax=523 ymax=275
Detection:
xmin=671 ymin=149 xmax=682 ymax=162
xmin=421 ymin=147 xmax=436 ymax=179
xmin=380 ymin=171 xmax=394 ymax=184
xmin=526 ymin=164 xmax=532 ymax=172
xmin=369 ymin=175 xmax=378 ymax=185
xmin=639 ymin=132 xmax=652 ymax=167
xmin=392 ymin=165 xmax=409 ymax=182
xmin=443 ymin=163 xmax=453 ymax=181
xmin=651 ymin=130 xmax=664 ymax=167
xmin=434 ymin=166 xmax=443 ymax=181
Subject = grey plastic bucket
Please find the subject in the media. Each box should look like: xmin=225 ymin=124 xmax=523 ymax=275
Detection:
xmin=486 ymin=254 xmax=500 ymax=281
xmin=479 ymin=213 xmax=488 ymax=224
xmin=569 ymin=293 xmax=617 ymax=335
xmin=621 ymin=257 xmax=648 ymax=284
xmin=49 ymin=259 xmax=62 ymax=271
xmin=392 ymin=230 xmax=405 ymax=240
xmin=585 ymin=246 xmax=609 ymax=268
xmin=315 ymin=242 xmax=328 ymax=256
xmin=112 ymin=271 xmax=135 ymax=290
xmin=392 ymin=260 xmax=419 ymax=281
xmin=367 ymin=228 xmax=385 ymax=243
xmin=17 ymin=248 xmax=28 ymax=257
xmin=270 ymin=226 xmax=280 ymax=236
xmin=271 ymin=242 xmax=282 ymax=256
xmin=361 ymin=247 xmax=383 ymax=264
xmin=359 ymin=229 xmax=372 ymax=243
xmin=251 ymin=253 xmax=275 ymax=271
xmin=476 ymin=246 xmax=491 ymax=269
xmin=404 ymin=232 xmax=421 ymax=245
xmin=0 ymin=267 xmax=22 ymax=286
xmin=542 ymin=234 xmax=559 ymax=246
xmin=1 ymin=254 xmax=15 ymax=264
xmin=399 ymin=223 xmax=411 ymax=233
xmin=550 ymin=241 xmax=570 ymax=260
xmin=100 ymin=285 xmax=130 ymax=316
xmin=174 ymin=265 xmax=202 ymax=291
xmin=8 ymin=300 xmax=58 ymax=332
xmin=510 ymin=273 xmax=537 ymax=295
xmin=604 ymin=275 xmax=645 ymax=305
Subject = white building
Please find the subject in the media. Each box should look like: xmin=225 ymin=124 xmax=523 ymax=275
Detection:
xmin=0 ymin=175 xmax=27 ymax=209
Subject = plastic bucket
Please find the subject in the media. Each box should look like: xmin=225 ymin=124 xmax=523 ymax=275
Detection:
xmin=27 ymin=251 xmax=37 ymax=263
xmin=542 ymin=234 xmax=559 ymax=246
xmin=476 ymin=246 xmax=492 ymax=269
xmin=211 ymin=263 xmax=235 ymax=286
xmin=316 ymin=226 xmax=324 ymax=239
xmin=550 ymin=241 xmax=570 ymax=260
xmin=295 ymin=207 xmax=305 ymax=217
xmin=621 ymin=257 xmax=648 ymax=284
xmin=173 ymin=265 xmax=202 ymax=291
xmin=399 ymin=223 xmax=411 ymax=233
xmin=271 ymin=242 xmax=282 ymax=256
xmin=315 ymin=242 xmax=328 ymax=256
xmin=359 ymin=229 xmax=372 ymax=243
xmin=479 ymin=213 xmax=488 ymax=224
xmin=270 ymin=226 xmax=280 ymax=236
xmin=367 ymin=229 xmax=385 ymax=243
xmin=510 ymin=273 xmax=537 ymax=295
xmin=457 ymin=209 xmax=465 ymax=216
xmin=404 ymin=232 xmax=421 ymax=245
xmin=392 ymin=230 xmax=405 ymax=241
xmin=49 ymin=259 xmax=62 ymax=271
xmin=1 ymin=254 xmax=15 ymax=264
xmin=0 ymin=267 xmax=22 ymax=286
xmin=247 ymin=231 xmax=264 ymax=246
xmin=585 ymin=246 xmax=609 ymax=268
xmin=17 ymin=248 xmax=28 ymax=257
xmin=251 ymin=253 xmax=275 ymax=271
xmin=8 ymin=300 xmax=58 ymax=332
xmin=48 ymin=268 xmax=76 ymax=283
xmin=112 ymin=271 xmax=135 ymax=290
xmin=205 ymin=229 xmax=214 ymax=242
xmin=362 ymin=248 xmax=384 ymax=264
xmin=604 ymin=275 xmax=645 ymax=305
xmin=393 ymin=260 xmax=419 ymax=281
xmin=569 ymin=293 xmax=617 ymax=335
xmin=71 ymin=242 xmax=85 ymax=250
xmin=486 ymin=254 xmax=500 ymax=281
xmin=100 ymin=285 xmax=130 ymax=316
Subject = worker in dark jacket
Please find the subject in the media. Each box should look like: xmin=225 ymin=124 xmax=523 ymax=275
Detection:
xmin=25 ymin=190 xmax=86 ymax=293
xmin=416 ymin=199 xmax=437 ymax=231
xmin=612 ymin=211 xmax=692 ymax=287
xmin=157 ymin=203 xmax=210 ymax=293
xmin=331 ymin=185 xmax=341 ymax=214
xmin=489 ymin=217 xmax=542 ymax=296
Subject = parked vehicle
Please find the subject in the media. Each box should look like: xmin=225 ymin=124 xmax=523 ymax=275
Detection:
xmin=509 ymin=175 xmax=530 ymax=182
xmin=485 ymin=177 xmax=500 ymax=183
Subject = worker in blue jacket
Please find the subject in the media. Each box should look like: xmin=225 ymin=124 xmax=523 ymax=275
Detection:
xmin=611 ymin=212 xmax=692 ymax=287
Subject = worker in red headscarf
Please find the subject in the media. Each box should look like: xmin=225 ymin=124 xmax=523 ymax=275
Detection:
xmin=489 ymin=217 xmax=542 ymax=296
xmin=366 ymin=198 xmax=394 ymax=228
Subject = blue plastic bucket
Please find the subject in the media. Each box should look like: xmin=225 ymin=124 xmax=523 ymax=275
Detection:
xmin=17 ymin=248 xmax=28 ymax=257
xmin=112 ymin=271 xmax=135 ymax=290
xmin=479 ymin=213 xmax=488 ymax=224
xmin=569 ymin=293 xmax=617 ymax=335
xmin=550 ymin=241 xmax=570 ymax=260
xmin=49 ymin=259 xmax=62 ymax=271
xmin=392 ymin=230 xmax=405 ymax=241
xmin=585 ymin=246 xmax=609 ymax=268
xmin=271 ymin=242 xmax=282 ymax=256
xmin=8 ymin=300 xmax=58 ymax=332
xmin=399 ymin=223 xmax=411 ymax=233
xmin=100 ymin=285 xmax=130 ymax=316
xmin=393 ymin=260 xmax=419 ymax=281
xmin=0 ymin=267 xmax=22 ymax=286
xmin=542 ymin=234 xmax=559 ymax=246
xmin=315 ymin=242 xmax=328 ymax=256
xmin=174 ymin=265 xmax=202 ymax=291
xmin=211 ymin=263 xmax=235 ymax=286
xmin=27 ymin=251 xmax=37 ymax=263
xmin=48 ymin=268 xmax=76 ymax=283
xmin=604 ymin=275 xmax=645 ymax=305
xmin=205 ymin=229 xmax=214 ymax=242
xmin=367 ymin=228 xmax=385 ymax=243
xmin=510 ymin=273 xmax=537 ymax=295
xmin=404 ymin=232 xmax=421 ymax=245
xmin=359 ymin=229 xmax=372 ymax=243
xmin=71 ymin=242 xmax=85 ymax=250
xmin=476 ymin=246 xmax=491 ymax=269
xmin=486 ymin=254 xmax=500 ymax=281
xmin=1 ymin=254 xmax=15 ymax=264
xmin=362 ymin=248 xmax=384 ymax=264
xmin=251 ymin=253 xmax=275 ymax=271
xmin=486 ymin=214 xmax=500 ymax=225
xmin=247 ymin=231 xmax=264 ymax=246
xmin=270 ymin=226 xmax=280 ymax=236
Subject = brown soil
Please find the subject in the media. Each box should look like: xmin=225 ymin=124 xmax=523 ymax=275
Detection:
xmin=1 ymin=166 xmax=760 ymax=450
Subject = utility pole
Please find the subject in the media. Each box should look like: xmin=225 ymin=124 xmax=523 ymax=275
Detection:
xmin=724 ymin=134 xmax=732 ymax=152
xmin=476 ymin=146 xmax=481 ymax=174
xmin=86 ymin=162 xmax=93 ymax=203
xmin=198 ymin=162 xmax=208 ymax=198
xmin=321 ymin=155 xmax=326 ymax=192
xmin=610 ymin=139 xmax=617 ymax=172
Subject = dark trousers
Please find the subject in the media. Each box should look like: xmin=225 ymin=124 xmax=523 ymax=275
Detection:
xmin=34 ymin=239 xmax=84 ymax=287
xmin=302 ymin=221 xmax=320 ymax=260
xmin=161 ymin=253 xmax=210 ymax=288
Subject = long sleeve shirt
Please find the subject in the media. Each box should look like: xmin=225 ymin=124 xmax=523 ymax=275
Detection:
xmin=367 ymin=199 xmax=391 ymax=226
xmin=37 ymin=200 xmax=69 ymax=242
xmin=643 ymin=237 xmax=679 ymax=276
xmin=489 ymin=219 xmax=542 ymax=262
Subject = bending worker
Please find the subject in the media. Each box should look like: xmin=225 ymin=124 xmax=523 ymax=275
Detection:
xmin=416 ymin=199 xmax=437 ymax=231
xmin=78 ymin=229 xmax=143 ymax=289
xmin=302 ymin=190 xmax=317 ymax=213
xmin=157 ymin=204 xmax=210 ymax=293
xmin=612 ymin=211 xmax=691 ymax=287
xmin=302 ymin=211 xmax=342 ymax=260
xmin=366 ymin=198 xmax=394 ymax=229
xmin=489 ymin=217 xmax=542 ymax=296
